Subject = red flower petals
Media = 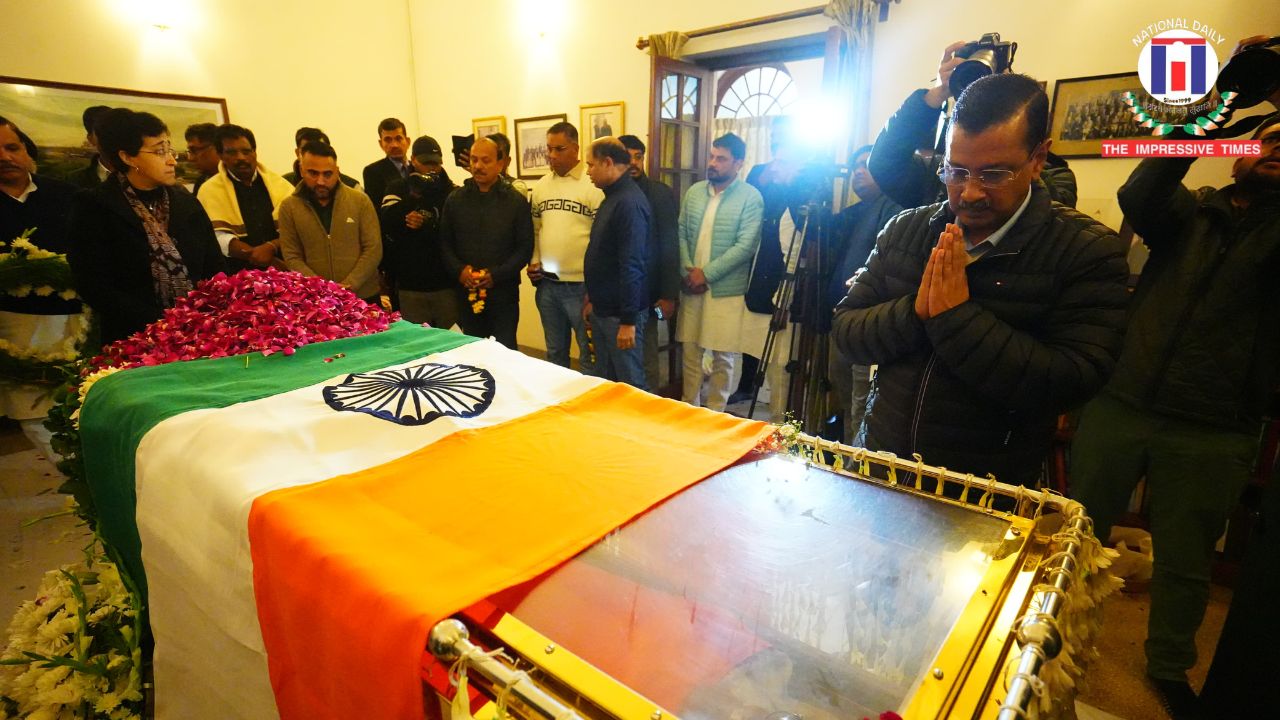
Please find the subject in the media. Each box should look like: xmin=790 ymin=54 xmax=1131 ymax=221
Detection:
xmin=88 ymin=268 xmax=397 ymax=372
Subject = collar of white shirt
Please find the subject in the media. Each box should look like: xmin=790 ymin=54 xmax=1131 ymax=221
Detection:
xmin=10 ymin=174 xmax=37 ymax=203
xmin=966 ymin=185 xmax=1032 ymax=258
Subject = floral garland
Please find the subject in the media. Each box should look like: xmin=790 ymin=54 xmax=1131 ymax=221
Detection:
xmin=10 ymin=268 xmax=399 ymax=719
xmin=0 ymin=229 xmax=91 ymax=386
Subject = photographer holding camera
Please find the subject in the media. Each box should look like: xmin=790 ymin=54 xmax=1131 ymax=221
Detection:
xmin=869 ymin=36 xmax=1078 ymax=210
xmin=379 ymin=136 xmax=458 ymax=329
xmin=1069 ymin=35 xmax=1280 ymax=719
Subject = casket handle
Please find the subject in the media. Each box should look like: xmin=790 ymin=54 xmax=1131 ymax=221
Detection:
xmin=429 ymin=619 xmax=588 ymax=720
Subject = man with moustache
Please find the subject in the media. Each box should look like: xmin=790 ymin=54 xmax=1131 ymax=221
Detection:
xmin=676 ymin=133 xmax=764 ymax=412
xmin=0 ymin=117 xmax=78 ymax=255
xmin=618 ymin=134 xmax=679 ymax=390
xmin=278 ymin=142 xmax=382 ymax=302
xmin=1070 ymin=112 xmax=1280 ymax=716
xmin=438 ymin=136 xmax=533 ymax=349
xmin=832 ymin=73 xmax=1128 ymax=488
xmin=184 ymin=123 xmax=220 ymax=193
xmin=363 ymin=117 xmax=411 ymax=209
xmin=197 ymin=124 xmax=295 ymax=272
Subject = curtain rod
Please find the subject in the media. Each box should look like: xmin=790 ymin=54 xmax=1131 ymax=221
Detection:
xmin=635 ymin=5 xmax=827 ymax=51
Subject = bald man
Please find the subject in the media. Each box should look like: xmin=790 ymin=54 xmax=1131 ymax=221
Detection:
xmin=438 ymin=137 xmax=533 ymax=349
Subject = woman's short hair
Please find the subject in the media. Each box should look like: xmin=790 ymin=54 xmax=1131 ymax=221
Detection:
xmin=96 ymin=108 xmax=168 ymax=172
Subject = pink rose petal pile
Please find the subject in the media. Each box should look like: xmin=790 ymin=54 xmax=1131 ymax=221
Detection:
xmin=89 ymin=268 xmax=398 ymax=371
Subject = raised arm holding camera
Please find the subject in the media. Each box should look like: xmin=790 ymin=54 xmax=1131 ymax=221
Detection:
xmin=868 ymin=35 xmax=1078 ymax=210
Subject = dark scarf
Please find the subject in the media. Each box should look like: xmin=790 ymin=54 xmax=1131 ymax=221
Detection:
xmin=117 ymin=174 xmax=193 ymax=308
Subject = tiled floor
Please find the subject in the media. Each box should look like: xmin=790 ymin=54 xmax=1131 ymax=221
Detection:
xmin=0 ymin=419 xmax=92 ymax=622
xmin=0 ymin=413 xmax=1226 ymax=719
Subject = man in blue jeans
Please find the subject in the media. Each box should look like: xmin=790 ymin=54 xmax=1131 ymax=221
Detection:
xmin=527 ymin=122 xmax=604 ymax=375
xmin=583 ymin=137 xmax=649 ymax=388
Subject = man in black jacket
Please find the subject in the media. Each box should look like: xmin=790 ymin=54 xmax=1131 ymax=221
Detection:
xmin=869 ymin=41 xmax=1077 ymax=210
xmin=66 ymin=105 xmax=113 ymax=189
xmin=618 ymin=134 xmax=678 ymax=389
xmin=833 ymin=73 xmax=1128 ymax=488
xmin=1070 ymin=114 xmax=1280 ymax=716
xmin=584 ymin=138 xmax=650 ymax=388
xmin=362 ymin=117 xmax=411 ymax=209
xmin=380 ymin=136 xmax=457 ymax=329
xmin=439 ymin=137 xmax=533 ymax=350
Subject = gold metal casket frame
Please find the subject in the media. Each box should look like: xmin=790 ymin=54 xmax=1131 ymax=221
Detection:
xmin=427 ymin=434 xmax=1113 ymax=720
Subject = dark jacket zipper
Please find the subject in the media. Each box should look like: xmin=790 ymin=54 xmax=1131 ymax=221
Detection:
xmin=908 ymin=352 xmax=938 ymax=454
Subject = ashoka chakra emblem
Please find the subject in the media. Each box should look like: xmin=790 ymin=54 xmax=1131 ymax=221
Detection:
xmin=323 ymin=362 xmax=495 ymax=425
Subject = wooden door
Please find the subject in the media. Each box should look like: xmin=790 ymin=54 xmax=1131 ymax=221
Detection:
xmin=649 ymin=57 xmax=713 ymax=206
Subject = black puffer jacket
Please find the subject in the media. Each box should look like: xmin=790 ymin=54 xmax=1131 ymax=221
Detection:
xmin=832 ymin=183 xmax=1129 ymax=485
xmin=1103 ymin=158 xmax=1280 ymax=432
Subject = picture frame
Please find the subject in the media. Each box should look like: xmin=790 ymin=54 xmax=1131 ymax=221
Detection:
xmin=1049 ymin=72 xmax=1201 ymax=158
xmin=513 ymin=113 xmax=567 ymax=179
xmin=579 ymin=101 xmax=625 ymax=143
xmin=0 ymin=75 xmax=229 ymax=184
xmin=471 ymin=116 xmax=507 ymax=140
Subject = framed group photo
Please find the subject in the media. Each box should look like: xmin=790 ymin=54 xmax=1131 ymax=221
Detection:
xmin=471 ymin=116 xmax=506 ymax=140
xmin=513 ymin=113 xmax=567 ymax=179
xmin=579 ymin=101 xmax=625 ymax=142
xmin=1049 ymin=72 xmax=1199 ymax=158
xmin=0 ymin=75 xmax=228 ymax=184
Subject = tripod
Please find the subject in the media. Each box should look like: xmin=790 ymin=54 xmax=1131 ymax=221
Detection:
xmin=746 ymin=200 xmax=835 ymax=430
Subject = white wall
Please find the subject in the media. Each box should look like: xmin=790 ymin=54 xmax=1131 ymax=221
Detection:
xmin=0 ymin=0 xmax=419 ymax=179
xmin=868 ymin=0 xmax=1276 ymax=229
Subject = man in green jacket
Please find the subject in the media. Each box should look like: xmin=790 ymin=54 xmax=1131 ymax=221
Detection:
xmin=675 ymin=133 xmax=763 ymax=412
xmin=278 ymin=142 xmax=383 ymax=303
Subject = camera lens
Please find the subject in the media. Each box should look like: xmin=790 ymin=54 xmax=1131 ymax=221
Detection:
xmin=951 ymin=50 xmax=997 ymax=97
xmin=1216 ymin=44 xmax=1280 ymax=109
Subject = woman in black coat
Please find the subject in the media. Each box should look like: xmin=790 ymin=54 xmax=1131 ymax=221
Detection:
xmin=67 ymin=109 xmax=225 ymax=346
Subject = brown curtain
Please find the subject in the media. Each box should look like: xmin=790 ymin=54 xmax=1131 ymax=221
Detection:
xmin=647 ymin=31 xmax=690 ymax=59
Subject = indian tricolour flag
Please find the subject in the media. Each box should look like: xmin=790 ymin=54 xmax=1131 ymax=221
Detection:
xmin=78 ymin=321 xmax=769 ymax=720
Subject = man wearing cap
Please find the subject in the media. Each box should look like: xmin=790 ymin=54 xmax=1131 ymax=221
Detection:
xmin=526 ymin=121 xmax=604 ymax=374
xmin=380 ymin=136 xmax=458 ymax=328
xmin=197 ymin=124 xmax=296 ymax=272
xmin=1070 ymin=111 xmax=1280 ymax=714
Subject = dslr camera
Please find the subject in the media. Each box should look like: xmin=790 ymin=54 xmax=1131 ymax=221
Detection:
xmin=1217 ymin=35 xmax=1280 ymax=109
xmin=950 ymin=32 xmax=1018 ymax=98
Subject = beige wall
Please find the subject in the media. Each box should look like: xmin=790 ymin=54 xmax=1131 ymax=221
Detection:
xmin=0 ymin=0 xmax=419 ymax=179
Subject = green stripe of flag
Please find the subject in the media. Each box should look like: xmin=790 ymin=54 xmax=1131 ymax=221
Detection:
xmin=79 ymin=321 xmax=479 ymax=600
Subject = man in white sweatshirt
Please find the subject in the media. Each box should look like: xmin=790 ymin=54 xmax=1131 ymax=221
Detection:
xmin=527 ymin=121 xmax=605 ymax=375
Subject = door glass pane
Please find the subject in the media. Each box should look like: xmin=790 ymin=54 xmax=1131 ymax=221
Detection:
xmin=660 ymin=123 xmax=677 ymax=168
xmin=679 ymin=126 xmax=697 ymax=170
xmin=681 ymin=76 xmax=700 ymax=121
xmin=661 ymin=75 xmax=678 ymax=120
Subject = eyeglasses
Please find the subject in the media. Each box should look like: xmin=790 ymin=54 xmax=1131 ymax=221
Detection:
xmin=937 ymin=164 xmax=1024 ymax=189
xmin=938 ymin=144 xmax=1042 ymax=189
xmin=138 ymin=145 xmax=177 ymax=158
xmin=186 ymin=144 xmax=211 ymax=158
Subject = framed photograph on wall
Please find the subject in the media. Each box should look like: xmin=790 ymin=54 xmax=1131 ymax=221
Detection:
xmin=579 ymin=101 xmax=625 ymax=143
xmin=514 ymin=113 xmax=567 ymax=179
xmin=471 ymin=116 xmax=506 ymax=140
xmin=0 ymin=75 xmax=228 ymax=184
xmin=1049 ymin=72 xmax=1199 ymax=158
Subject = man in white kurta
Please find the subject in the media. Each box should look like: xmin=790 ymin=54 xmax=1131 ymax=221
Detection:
xmin=675 ymin=133 xmax=763 ymax=412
